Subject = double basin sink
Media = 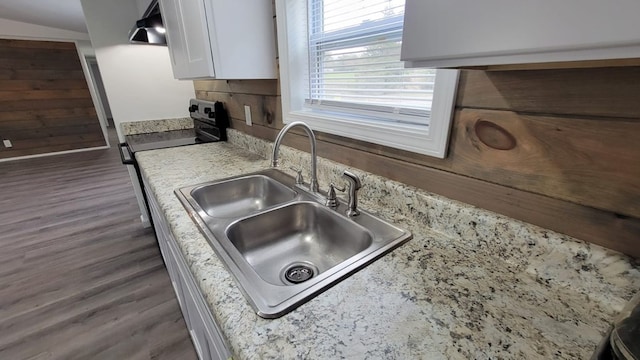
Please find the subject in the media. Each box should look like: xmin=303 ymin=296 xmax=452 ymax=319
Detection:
xmin=175 ymin=168 xmax=412 ymax=318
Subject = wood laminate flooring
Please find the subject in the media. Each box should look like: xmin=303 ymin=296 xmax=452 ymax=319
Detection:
xmin=0 ymin=129 xmax=197 ymax=360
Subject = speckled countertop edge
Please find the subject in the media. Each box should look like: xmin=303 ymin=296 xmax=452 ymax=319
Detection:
xmin=120 ymin=117 xmax=193 ymax=136
xmin=136 ymin=128 xmax=640 ymax=360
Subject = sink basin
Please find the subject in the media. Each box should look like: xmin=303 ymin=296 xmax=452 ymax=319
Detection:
xmin=175 ymin=169 xmax=412 ymax=318
xmin=226 ymin=201 xmax=373 ymax=286
xmin=191 ymin=174 xmax=297 ymax=218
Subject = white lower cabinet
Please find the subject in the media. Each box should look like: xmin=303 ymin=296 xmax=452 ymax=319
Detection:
xmin=144 ymin=180 xmax=231 ymax=360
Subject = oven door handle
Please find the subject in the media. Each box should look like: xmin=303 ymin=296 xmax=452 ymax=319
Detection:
xmin=119 ymin=143 xmax=135 ymax=165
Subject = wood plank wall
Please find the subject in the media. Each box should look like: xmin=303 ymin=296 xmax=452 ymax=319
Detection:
xmin=194 ymin=66 xmax=640 ymax=259
xmin=0 ymin=39 xmax=105 ymax=159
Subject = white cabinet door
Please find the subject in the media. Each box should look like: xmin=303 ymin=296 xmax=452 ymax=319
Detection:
xmin=401 ymin=0 xmax=640 ymax=68
xmin=159 ymin=0 xmax=215 ymax=79
xmin=201 ymin=313 xmax=230 ymax=360
xmin=203 ymin=0 xmax=276 ymax=79
xmin=143 ymin=186 xmax=188 ymax=318
xmin=143 ymin=191 xmax=204 ymax=359
xmin=143 ymin=174 xmax=231 ymax=360
xmin=159 ymin=0 xmax=276 ymax=79
xmin=166 ymin=241 xmax=186 ymax=311
xmin=184 ymin=284 xmax=210 ymax=360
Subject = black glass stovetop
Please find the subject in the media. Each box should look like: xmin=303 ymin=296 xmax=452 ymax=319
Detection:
xmin=125 ymin=129 xmax=205 ymax=153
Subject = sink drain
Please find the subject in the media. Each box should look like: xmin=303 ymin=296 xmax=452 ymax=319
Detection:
xmin=283 ymin=263 xmax=316 ymax=284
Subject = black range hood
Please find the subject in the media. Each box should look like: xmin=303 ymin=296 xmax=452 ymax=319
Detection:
xmin=129 ymin=0 xmax=166 ymax=45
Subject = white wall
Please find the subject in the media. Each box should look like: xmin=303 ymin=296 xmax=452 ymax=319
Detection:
xmin=0 ymin=18 xmax=90 ymax=41
xmin=135 ymin=0 xmax=153 ymax=17
xmin=80 ymin=0 xmax=195 ymax=142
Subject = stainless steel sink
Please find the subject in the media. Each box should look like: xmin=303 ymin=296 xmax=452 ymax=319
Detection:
xmin=190 ymin=174 xmax=297 ymax=218
xmin=175 ymin=168 xmax=412 ymax=318
xmin=226 ymin=201 xmax=373 ymax=286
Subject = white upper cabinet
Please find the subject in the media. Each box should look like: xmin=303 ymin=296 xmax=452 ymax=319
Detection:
xmin=401 ymin=0 xmax=640 ymax=68
xmin=160 ymin=0 xmax=214 ymax=78
xmin=159 ymin=0 xmax=277 ymax=79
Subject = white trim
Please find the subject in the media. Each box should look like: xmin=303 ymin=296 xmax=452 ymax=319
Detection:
xmin=275 ymin=0 xmax=459 ymax=158
xmin=0 ymin=146 xmax=109 ymax=163
xmin=0 ymin=34 xmax=86 ymax=42
xmin=428 ymin=69 xmax=459 ymax=158
xmin=0 ymin=19 xmax=90 ymax=41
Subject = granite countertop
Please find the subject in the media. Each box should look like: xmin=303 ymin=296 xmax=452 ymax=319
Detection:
xmin=135 ymin=129 xmax=640 ymax=360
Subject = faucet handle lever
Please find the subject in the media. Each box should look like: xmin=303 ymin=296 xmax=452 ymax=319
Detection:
xmin=325 ymin=183 xmax=345 ymax=208
xmin=289 ymin=167 xmax=304 ymax=185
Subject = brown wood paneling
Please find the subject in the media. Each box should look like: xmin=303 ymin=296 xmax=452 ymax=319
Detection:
xmin=0 ymin=47 xmax=83 ymax=62
xmin=7 ymin=124 xmax=103 ymax=140
xmin=0 ymin=98 xmax=96 ymax=111
xmin=0 ymin=108 xmax=96 ymax=121
xmin=229 ymin=118 xmax=278 ymax=141
xmin=0 ymin=56 xmax=83 ymax=71
xmin=464 ymin=58 xmax=640 ymax=71
xmin=228 ymin=107 xmax=640 ymax=218
xmin=0 ymin=69 xmax=86 ymax=80
xmin=446 ymin=109 xmax=640 ymax=217
xmin=195 ymin=90 xmax=279 ymax=127
xmin=0 ymin=79 xmax=89 ymax=91
xmin=0 ymin=116 xmax=99 ymax=132
xmin=457 ymin=67 xmax=640 ymax=118
xmin=193 ymin=79 xmax=278 ymax=96
xmin=0 ymin=39 xmax=76 ymax=50
xmin=0 ymin=89 xmax=92 ymax=101
xmin=221 ymin=94 xmax=640 ymax=219
xmin=0 ymin=39 xmax=104 ymax=159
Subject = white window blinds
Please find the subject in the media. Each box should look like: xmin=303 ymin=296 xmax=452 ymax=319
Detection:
xmin=306 ymin=0 xmax=436 ymax=126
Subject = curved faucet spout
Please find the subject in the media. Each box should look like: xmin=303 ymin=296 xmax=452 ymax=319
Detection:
xmin=271 ymin=121 xmax=319 ymax=193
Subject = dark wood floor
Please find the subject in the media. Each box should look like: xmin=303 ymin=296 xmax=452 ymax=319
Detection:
xmin=0 ymin=128 xmax=197 ymax=360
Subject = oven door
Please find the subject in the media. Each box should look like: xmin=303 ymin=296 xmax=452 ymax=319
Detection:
xmin=194 ymin=118 xmax=224 ymax=142
xmin=119 ymin=143 xmax=152 ymax=228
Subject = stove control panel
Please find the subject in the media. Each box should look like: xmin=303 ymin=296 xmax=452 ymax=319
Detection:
xmin=189 ymin=98 xmax=230 ymax=141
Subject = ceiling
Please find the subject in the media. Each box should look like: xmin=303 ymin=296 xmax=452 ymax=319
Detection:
xmin=0 ymin=0 xmax=87 ymax=33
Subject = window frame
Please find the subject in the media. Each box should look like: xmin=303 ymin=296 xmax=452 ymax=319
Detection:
xmin=275 ymin=0 xmax=459 ymax=158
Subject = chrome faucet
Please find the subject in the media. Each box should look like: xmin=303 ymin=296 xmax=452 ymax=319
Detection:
xmin=342 ymin=170 xmax=361 ymax=216
xmin=271 ymin=122 xmax=319 ymax=193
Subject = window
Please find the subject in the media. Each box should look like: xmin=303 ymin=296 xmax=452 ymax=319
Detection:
xmin=276 ymin=0 xmax=458 ymax=158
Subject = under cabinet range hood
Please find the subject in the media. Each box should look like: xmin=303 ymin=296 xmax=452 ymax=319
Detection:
xmin=129 ymin=0 xmax=166 ymax=45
